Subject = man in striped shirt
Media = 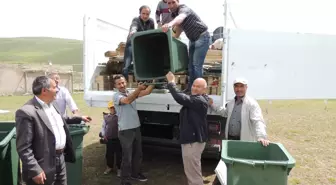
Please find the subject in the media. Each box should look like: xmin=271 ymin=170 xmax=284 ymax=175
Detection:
xmin=155 ymin=0 xmax=173 ymax=27
xmin=162 ymin=0 xmax=211 ymax=94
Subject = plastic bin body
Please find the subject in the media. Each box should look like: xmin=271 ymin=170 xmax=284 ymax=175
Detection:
xmin=221 ymin=140 xmax=295 ymax=185
xmin=0 ymin=122 xmax=18 ymax=185
xmin=132 ymin=29 xmax=189 ymax=80
xmin=66 ymin=124 xmax=90 ymax=185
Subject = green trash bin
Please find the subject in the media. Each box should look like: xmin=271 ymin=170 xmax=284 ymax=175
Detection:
xmin=132 ymin=28 xmax=189 ymax=80
xmin=0 ymin=121 xmax=18 ymax=185
xmin=66 ymin=124 xmax=90 ymax=185
xmin=220 ymin=140 xmax=295 ymax=185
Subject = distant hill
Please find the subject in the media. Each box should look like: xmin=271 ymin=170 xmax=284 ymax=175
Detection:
xmin=0 ymin=37 xmax=83 ymax=70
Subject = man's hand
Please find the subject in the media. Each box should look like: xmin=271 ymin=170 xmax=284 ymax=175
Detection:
xmin=32 ymin=171 xmax=46 ymax=184
xmin=137 ymin=82 xmax=147 ymax=90
xmin=258 ymin=138 xmax=270 ymax=147
xmin=81 ymin=116 xmax=92 ymax=123
xmin=162 ymin=24 xmax=170 ymax=32
xmin=166 ymin=71 xmax=175 ymax=83
xmin=128 ymin=30 xmax=136 ymax=39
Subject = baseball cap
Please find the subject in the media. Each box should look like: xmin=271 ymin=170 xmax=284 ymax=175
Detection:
xmin=107 ymin=101 xmax=114 ymax=108
xmin=233 ymin=78 xmax=248 ymax=85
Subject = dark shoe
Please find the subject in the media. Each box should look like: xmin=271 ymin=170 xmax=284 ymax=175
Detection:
xmin=131 ymin=173 xmax=148 ymax=182
xmin=120 ymin=182 xmax=132 ymax=185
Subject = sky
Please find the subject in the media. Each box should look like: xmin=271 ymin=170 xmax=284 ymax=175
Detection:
xmin=0 ymin=0 xmax=335 ymax=40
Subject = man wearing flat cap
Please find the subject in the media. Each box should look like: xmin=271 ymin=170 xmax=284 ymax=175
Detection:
xmin=209 ymin=78 xmax=270 ymax=146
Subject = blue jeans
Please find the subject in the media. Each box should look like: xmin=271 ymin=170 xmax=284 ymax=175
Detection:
xmin=122 ymin=41 xmax=133 ymax=80
xmin=187 ymin=32 xmax=211 ymax=89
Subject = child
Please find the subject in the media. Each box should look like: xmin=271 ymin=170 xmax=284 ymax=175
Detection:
xmin=100 ymin=101 xmax=122 ymax=176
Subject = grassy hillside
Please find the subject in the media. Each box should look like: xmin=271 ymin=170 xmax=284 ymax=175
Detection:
xmin=0 ymin=37 xmax=83 ymax=67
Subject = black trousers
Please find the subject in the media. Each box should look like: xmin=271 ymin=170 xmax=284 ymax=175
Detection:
xmin=106 ymin=138 xmax=122 ymax=169
xmin=228 ymin=135 xmax=240 ymax=140
xmin=118 ymin=127 xmax=142 ymax=182
xmin=26 ymin=153 xmax=66 ymax=185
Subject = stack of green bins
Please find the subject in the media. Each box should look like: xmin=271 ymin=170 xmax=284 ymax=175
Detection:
xmin=66 ymin=124 xmax=90 ymax=185
xmin=0 ymin=121 xmax=18 ymax=185
xmin=219 ymin=140 xmax=296 ymax=185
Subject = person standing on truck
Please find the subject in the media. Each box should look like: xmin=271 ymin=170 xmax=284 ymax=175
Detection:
xmin=155 ymin=0 xmax=173 ymax=27
xmin=162 ymin=0 xmax=211 ymax=94
xmin=209 ymin=78 xmax=270 ymax=146
xmin=112 ymin=75 xmax=155 ymax=185
xmin=48 ymin=72 xmax=79 ymax=117
xmin=100 ymin=101 xmax=122 ymax=177
xmin=166 ymin=71 xmax=209 ymax=185
xmin=122 ymin=5 xmax=155 ymax=80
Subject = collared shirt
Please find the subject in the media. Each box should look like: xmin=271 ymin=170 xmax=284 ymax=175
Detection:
xmin=171 ymin=4 xmax=208 ymax=41
xmin=55 ymin=86 xmax=78 ymax=117
xmin=228 ymin=96 xmax=244 ymax=136
xmin=112 ymin=90 xmax=141 ymax=131
xmin=35 ymin=96 xmax=66 ymax=150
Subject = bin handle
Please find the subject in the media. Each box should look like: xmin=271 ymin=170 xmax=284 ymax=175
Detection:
xmin=263 ymin=160 xmax=289 ymax=167
xmin=230 ymin=158 xmax=289 ymax=168
xmin=230 ymin=158 xmax=255 ymax=166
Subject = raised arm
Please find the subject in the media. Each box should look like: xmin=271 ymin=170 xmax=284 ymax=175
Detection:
xmin=138 ymin=85 xmax=155 ymax=97
xmin=114 ymin=84 xmax=147 ymax=105
xmin=167 ymin=82 xmax=203 ymax=108
xmin=208 ymin=98 xmax=228 ymax=117
xmin=128 ymin=17 xmax=139 ymax=37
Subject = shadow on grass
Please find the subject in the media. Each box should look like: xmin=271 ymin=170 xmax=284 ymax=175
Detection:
xmin=82 ymin=142 xmax=218 ymax=185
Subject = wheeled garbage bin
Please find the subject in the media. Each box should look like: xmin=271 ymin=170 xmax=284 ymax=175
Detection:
xmin=0 ymin=121 xmax=18 ymax=185
xmin=66 ymin=124 xmax=90 ymax=185
xmin=218 ymin=140 xmax=296 ymax=185
xmin=132 ymin=28 xmax=189 ymax=80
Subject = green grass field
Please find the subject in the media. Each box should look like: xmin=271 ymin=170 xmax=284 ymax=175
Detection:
xmin=0 ymin=37 xmax=82 ymax=69
xmin=0 ymin=94 xmax=335 ymax=185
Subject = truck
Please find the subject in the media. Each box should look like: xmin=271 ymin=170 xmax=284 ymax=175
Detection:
xmin=82 ymin=13 xmax=336 ymax=159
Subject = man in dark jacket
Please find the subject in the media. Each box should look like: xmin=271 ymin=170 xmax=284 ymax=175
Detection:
xmin=15 ymin=76 xmax=91 ymax=185
xmin=166 ymin=71 xmax=209 ymax=185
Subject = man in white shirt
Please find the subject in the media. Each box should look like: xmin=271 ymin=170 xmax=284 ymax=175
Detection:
xmin=15 ymin=76 xmax=91 ymax=185
xmin=210 ymin=78 xmax=269 ymax=185
xmin=49 ymin=72 xmax=79 ymax=116
xmin=209 ymin=78 xmax=270 ymax=146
